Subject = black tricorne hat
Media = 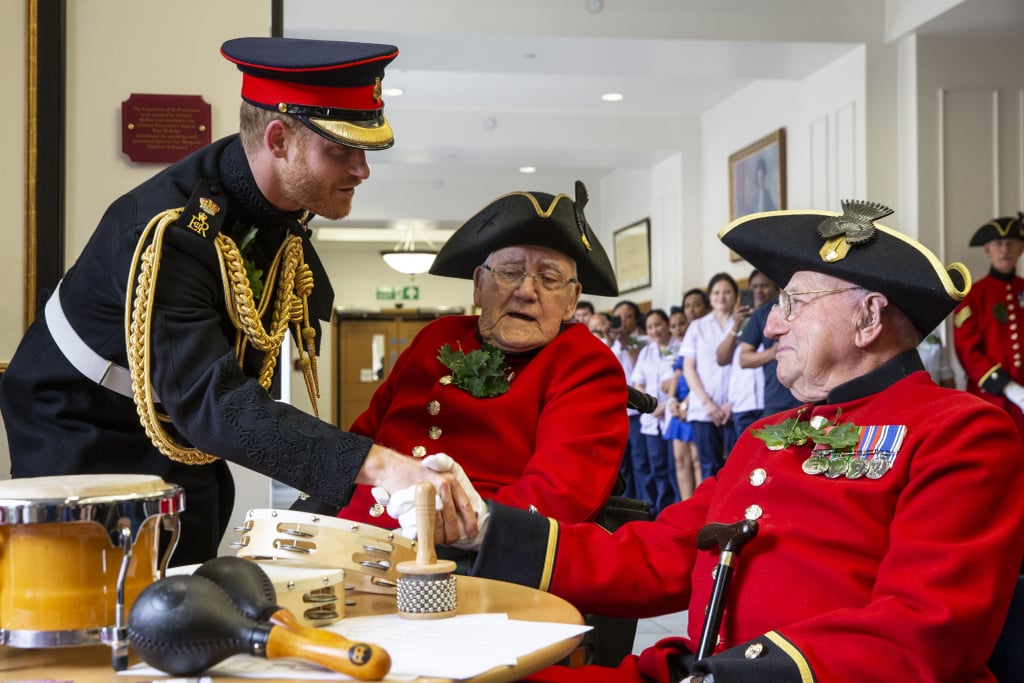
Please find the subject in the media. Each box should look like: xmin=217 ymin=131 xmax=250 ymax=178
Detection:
xmin=429 ymin=181 xmax=619 ymax=297
xmin=968 ymin=214 xmax=1024 ymax=246
xmin=221 ymin=37 xmax=398 ymax=150
xmin=718 ymin=200 xmax=971 ymax=335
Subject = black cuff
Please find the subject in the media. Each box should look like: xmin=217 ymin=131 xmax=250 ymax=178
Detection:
xmin=691 ymin=631 xmax=815 ymax=683
xmin=982 ymin=367 xmax=1011 ymax=395
xmin=469 ymin=501 xmax=556 ymax=589
xmin=288 ymin=495 xmax=340 ymax=515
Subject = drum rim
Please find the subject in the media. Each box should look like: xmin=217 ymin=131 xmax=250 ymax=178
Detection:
xmin=0 ymin=484 xmax=185 ymax=525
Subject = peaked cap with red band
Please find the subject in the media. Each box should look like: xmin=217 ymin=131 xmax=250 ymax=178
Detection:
xmin=430 ymin=180 xmax=619 ymax=297
xmin=221 ymin=36 xmax=398 ymax=150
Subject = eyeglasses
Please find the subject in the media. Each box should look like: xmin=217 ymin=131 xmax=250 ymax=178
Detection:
xmin=482 ymin=264 xmax=578 ymax=292
xmin=776 ymin=287 xmax=864 ymax=320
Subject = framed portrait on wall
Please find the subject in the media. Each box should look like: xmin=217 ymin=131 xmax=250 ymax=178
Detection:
xmin=729 ymin=128 xmax=787 ymax=220
xmin=613 ymin=218 xmax=651 ymax=294
xmin=727 ymin=128 xmax=786 ymax=261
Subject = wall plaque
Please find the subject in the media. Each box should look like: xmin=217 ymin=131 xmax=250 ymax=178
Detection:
xmin=122 ymin=93 xmax=211 ymax=163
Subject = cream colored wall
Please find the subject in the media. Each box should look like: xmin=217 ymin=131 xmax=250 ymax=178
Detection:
xmin=64 ymin=0 xmax=267 ymax=260
xmin=0 ymin=0 xmax=27 ymax=478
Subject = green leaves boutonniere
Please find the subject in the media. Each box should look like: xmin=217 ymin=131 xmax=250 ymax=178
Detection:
xmin=236 ymin=224 xmax=265 ymax=300
xmin=751 ymin=407 xmax=861 ymax=451
xmin=437 ymin=342 xmax=511 ymax=398
xmin=994 ymin=302 xmax=1010 ymax=324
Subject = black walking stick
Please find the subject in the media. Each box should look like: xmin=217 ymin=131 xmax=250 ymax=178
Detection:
xmin=694 ymin=519 xmax=759 ymax=660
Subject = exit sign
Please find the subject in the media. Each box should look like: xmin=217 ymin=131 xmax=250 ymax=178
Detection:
xmin=376 ymin=285 xmax=420 ymax=301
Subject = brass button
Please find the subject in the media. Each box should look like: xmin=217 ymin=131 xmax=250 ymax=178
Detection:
xmin=412 ymin=446 xmax=427 ymax=458
xmin=440 ymin=375 xmax=453 ymax=385
xmin=427 ymin=400 xmax=441 ymax=416
xmin=428 ymin=426 xmax=442 ymax=440
xmin=369 ymin=503 xmax=385 ymax=518
xmin=745 ymin=642 xmax=764 ymax=659
xmin=745 ymin=504 xmax=763 ymax=521
xmin=749 ymin=468 xmax=767 ymax=487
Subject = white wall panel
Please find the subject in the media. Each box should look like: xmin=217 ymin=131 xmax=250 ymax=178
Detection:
xmin=809 ymin=116 xmax=830 ymax=208
xmin=938 ymin=87 xmax=1000 ymax=279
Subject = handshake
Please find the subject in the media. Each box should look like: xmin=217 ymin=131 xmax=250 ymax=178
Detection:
xmin=371 ymin=453 xmax=490 ymax=551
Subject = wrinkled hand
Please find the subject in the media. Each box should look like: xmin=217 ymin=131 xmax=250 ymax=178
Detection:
xmin=1005 ymin=381 xmax=1024 ymax=413
xmin=371 ymin=453 xmax=489 ymax=550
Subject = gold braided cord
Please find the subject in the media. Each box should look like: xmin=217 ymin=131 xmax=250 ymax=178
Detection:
xmin=126 ymin=209 xmax=217 ymax=465
xmin=126 ymin=210 xmax=323 ymax=465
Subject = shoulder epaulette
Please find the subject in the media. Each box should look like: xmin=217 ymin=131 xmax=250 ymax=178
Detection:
xmin=174 ymin=178 xmax=230 ymax=243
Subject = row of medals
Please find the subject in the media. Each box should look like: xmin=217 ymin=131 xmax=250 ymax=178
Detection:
xmin=802 ymin=450 xmax=892 ymax=479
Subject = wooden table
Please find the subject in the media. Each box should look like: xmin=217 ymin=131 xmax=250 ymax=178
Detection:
xmin=0 ymin=575 xmax=583 ymax=683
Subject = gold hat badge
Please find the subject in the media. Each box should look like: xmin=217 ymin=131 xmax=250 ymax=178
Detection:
xmin=816 ymin=200 xmax=893 ymax=263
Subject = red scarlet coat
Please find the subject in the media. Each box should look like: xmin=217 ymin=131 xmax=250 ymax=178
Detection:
xmin=474 ymin=353 xmax=1024 ymax=682
xmin=954 ymin=269 xmax=1024 ymax=439
xmin=338 ymin=315 xmax=628 ymax=525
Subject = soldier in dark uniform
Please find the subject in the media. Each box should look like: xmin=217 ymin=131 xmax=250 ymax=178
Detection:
xmin=953 ymin=214 xmax=1024 ymax=440
xmin=0 ymin=37 xmax=475 ymax=565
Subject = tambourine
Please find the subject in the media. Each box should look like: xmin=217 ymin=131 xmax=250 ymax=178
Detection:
xmin=168 ymin=560 xmax=345 ymax=626
xmin=232 ymin=509 xmax=416 ymax=595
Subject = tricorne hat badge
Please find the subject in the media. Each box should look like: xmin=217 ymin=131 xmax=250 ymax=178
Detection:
xmin=816 ymin=199 xmax=894 ymax=263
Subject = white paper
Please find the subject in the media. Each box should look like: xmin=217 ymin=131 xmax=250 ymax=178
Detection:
xmin=124 ymin=613 xmax=591 ymax=680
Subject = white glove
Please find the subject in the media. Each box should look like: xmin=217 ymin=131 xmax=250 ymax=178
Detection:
xmin=370 ymin=453 xmax=489 ymax=550
xmin=1005 ymin=381 xmax=1024 ymax=412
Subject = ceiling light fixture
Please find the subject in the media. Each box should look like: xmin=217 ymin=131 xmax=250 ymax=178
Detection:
xmin=519 ymin=166 xmax=537 ymax=174
xmin=380 ymin=226 xmax=439 ymax=275
xmin=601 ymin=92 xmax=624 ymax=102
xmin=382 ymin=87 xmax=404 ymax=97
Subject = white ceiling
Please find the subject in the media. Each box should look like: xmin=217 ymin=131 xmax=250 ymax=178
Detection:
xmin=281 ymin=0 xmax=1024 ymax=240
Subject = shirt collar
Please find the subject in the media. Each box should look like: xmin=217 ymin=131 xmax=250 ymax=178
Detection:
xmin=989 ymin=266 xmax=1017 ymax=283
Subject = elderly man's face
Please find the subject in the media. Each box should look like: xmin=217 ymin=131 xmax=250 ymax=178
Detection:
xmin=763 ymin=270 xmax=866 ymax=402
xmin=983 ymin=238 xmax=1024 ymax=275
xmin=473 ymin=245 xmax=582 ymax=353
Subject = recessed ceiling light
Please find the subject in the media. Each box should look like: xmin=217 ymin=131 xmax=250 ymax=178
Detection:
xmin=601 ymin=92 xmax=624 ymax=102
xmin=519 ymin=166 xmax=537 ymax=174
xmin=586 ymin=0 xmax=604 ymax=13
xmin=382 ymin=87 xmax=404 ymax=97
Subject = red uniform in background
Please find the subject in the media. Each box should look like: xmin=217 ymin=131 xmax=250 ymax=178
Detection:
xmin=954 ymin=268 xmax=1024 ymax=439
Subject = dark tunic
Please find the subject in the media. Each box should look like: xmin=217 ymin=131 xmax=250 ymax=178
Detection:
xmin=0 ymin=135 xmax=371 ymax=564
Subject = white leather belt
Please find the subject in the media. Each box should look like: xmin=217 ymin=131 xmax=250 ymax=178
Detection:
xmin=44 ymin=280 xmax=160 ymax=402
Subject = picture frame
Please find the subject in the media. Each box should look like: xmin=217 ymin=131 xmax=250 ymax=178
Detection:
xmin=613 ymin=218 xmax=651 ymax=293
xmin=728 ymin=128 xmax=786 ymax=260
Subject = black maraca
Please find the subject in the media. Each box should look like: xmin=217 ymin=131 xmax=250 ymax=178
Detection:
xmin=128 ymin=574 xmax=391 ymax=679
xmin=193 ymin=559 xmax=391 ymax=678
xmin=194 ymin=556 xmax=316 ymax=632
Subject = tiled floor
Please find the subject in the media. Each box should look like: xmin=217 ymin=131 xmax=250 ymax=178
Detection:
xmin=632 ymin=610 xmax=689 ymax=654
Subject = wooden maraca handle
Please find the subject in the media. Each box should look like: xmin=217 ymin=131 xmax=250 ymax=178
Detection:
xmin=415 ymin=481 xmax=438 ymax=565
xmin=266 ymin=625 xmax=392 ymax=681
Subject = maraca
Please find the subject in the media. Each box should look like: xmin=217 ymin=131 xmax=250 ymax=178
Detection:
xmin=128 ymin=574 xmax=391 ymax=680
xmin=194 ymin=556 xmax=316 ymax=633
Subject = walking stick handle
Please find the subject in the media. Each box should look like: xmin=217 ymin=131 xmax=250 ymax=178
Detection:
xmin=695 ymin=519 xmax=759 ymax=661
xmin=697 ymin=519 xmax=759 ymax=555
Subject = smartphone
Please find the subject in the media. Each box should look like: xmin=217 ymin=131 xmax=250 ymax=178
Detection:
xmin=739 ymin=289 xmax=754 ymax=309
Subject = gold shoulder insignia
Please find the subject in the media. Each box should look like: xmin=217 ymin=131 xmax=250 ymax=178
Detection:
xmin=954 ymin=305 xmax=972 ymax=328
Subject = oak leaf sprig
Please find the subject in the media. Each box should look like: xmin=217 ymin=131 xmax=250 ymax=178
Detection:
xmin=437 ymin=342 xmax=511 ymax=398
xmin=236 ymin=224 xmax=265 ymax=300
xmin=751 ymin=408 xmax=861 ymax=451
